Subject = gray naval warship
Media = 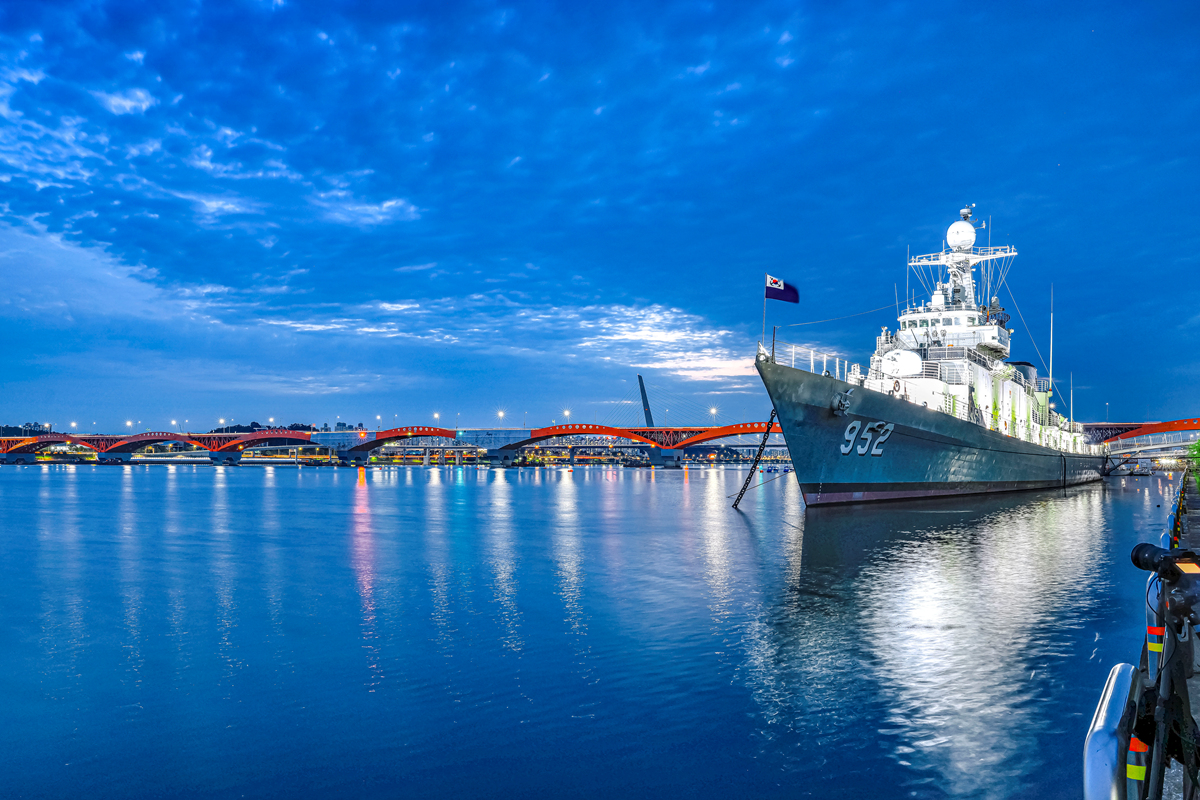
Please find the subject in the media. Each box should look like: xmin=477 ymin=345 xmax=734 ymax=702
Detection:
xmin=756 ymin=207 xmax=1105 ymax=505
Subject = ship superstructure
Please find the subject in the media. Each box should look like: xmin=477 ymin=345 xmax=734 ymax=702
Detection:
xmin=756 ymin=207 xmax=1104 ymax=505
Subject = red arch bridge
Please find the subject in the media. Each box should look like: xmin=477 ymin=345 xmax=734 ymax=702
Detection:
xmin=0 ymin=422 xmax=784 ymax=467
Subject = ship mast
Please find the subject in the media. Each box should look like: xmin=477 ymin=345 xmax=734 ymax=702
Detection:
xmin=1049 ymin=284 xmax=1054 ymax=398
xmin=906 ymin=206 xmax=1016 ymax=310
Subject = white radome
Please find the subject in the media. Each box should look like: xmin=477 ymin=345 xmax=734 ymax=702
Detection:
xmin=946 ymin=220 xmax=976 ymax=251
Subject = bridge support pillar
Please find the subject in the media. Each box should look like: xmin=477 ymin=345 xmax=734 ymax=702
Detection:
xmin=422 ymin=448 xmax=430 ymax=466
xmin=455 ymin=449 xmax=463 ymax=466
xmin=337 ymin=450 xmax=369 ymax=467
xmin=486 ymin=449 xmax=518 ymax=468
xmin=94 ymin=451 xmax=134 ymax=465
xmin=659 ymin=449 xmax=684 ymax=469
xmin=569 ymin=448 xmax=577 ymax=467
xmin=209 ymin=451 xmax=243 ymax=466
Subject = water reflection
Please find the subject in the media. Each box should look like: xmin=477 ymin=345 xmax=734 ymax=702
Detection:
xmin=2 ymin=465 xmax=1153 ymax=799
xmin=209 ymin=467 xmax=242 ymax=684
xmin=552 ymin=473 xmax=594 ymax=693
xmin=487 ymin=471 xmax=523 ymax=652
xmin=425 ymin=476 xmax=455 ymax=651
xmin=351 ymin=468 xmax=384 ymax=690
xmin=117 ymin=467 xmax=145 ymax=693
xmin=740 ymin=487 xmax=1114 ymax=793
xmin=35 ymin=466 xmax=85 ymax=706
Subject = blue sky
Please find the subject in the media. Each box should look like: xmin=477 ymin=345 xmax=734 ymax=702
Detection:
xmin=0 ymin=0 xmax=1196 ymax=431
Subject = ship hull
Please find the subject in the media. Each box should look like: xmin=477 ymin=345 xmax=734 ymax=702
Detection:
xmin=756 ymin=357 xmax=1105 ymax=506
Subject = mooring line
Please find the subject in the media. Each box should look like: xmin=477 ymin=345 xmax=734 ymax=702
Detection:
xmin=727 ymin=470 xmax=789 ymax=498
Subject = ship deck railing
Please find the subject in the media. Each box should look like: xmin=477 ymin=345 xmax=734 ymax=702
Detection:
xmin=770 ymin=338 xmax=1087 ymax=436
xmin=770 ymin=339 xmax=861 ymax=382
xmin=907 ymin=245 xmax=1017 ymax=268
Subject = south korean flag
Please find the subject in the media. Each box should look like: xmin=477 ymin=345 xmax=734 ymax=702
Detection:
xmin=765 ymin=274 xmax=799 ymax=304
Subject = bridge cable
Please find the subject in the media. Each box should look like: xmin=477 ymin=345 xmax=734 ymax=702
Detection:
xmin=732 ymin=407 xmax=778 ymax=510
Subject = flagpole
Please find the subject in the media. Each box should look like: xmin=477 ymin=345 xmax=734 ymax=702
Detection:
xmin=762 ymin=273 xmax=767 ymax=344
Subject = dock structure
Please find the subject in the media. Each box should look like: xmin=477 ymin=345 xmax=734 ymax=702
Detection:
xmin=1177 ymin=467 xmax=1197 ymax=548
xmin=1166 ymin=466 xmax=1200 ymax=800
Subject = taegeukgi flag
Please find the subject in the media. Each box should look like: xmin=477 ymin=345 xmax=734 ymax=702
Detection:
xmin=765 ymin=274 xmax=799 ymax=303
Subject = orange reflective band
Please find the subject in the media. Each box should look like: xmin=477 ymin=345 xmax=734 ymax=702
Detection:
xmin=1130 ymin=737 xmax=1150 ymax=753
xmin=1148 ymin=642 xmax=1164 ymax=652
xmin=1148 ymin=626 xmax=1165 ymax=635
xmin=1128 ymin=764 xmax=1147 ymax=780
xmin=1178 ymin=562 xmax=1200 ymax=574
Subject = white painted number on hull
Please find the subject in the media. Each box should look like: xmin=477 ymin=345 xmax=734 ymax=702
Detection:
xmin=841 ymin=421 xmax=894 ymax=457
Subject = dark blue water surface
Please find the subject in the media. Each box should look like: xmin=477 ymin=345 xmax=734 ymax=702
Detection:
xmin=0 ymin=465 xmax=1179 ymax=798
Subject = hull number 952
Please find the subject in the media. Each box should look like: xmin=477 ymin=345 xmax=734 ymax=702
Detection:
xmin=840 ymin=421 xmax=895 ymax=456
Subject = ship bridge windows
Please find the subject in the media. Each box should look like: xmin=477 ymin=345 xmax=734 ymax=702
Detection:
xmin=943 ymin=318 xmax=952 ymax=326
xmin=919 ymin=319 xmax=929 ymax=328
xmin=967 ymin=316 xmax=976 ymax=325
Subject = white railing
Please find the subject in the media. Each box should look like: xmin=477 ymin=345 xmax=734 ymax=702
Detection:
xmin=771 ymin=340 xmax=861 ymax=382
xmin=907 ymin=246 xmax=1016 ymax=269
xmin=922 ymin=345 xmax=996 ymax=371
xmin=771 ymin=339 xmax=1099 ymax=454
xmin=1111 ymin=432 xmax=1198 ymax=452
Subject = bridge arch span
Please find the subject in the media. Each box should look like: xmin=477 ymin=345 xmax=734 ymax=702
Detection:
xmin=672 ymin=421 xmax=783 ymax=449
xmin=102 ymin=432 xmax=205 ymax=454
xmin=345 ymin=426 xmax=458 ymax=452
xmin=1 ymin=434 xmax=97 ymax=463
xmin=505 ymin=423 xmax=660 ymax=450
xmin=191 ymin=429 xmax=313 ymax=454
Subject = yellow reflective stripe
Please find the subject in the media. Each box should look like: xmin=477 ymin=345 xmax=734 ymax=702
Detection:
xmin=1128 ymin=764 xmax=1147 ymax=780
xmin=1148 ymin=643 xmax=1163 ymax=652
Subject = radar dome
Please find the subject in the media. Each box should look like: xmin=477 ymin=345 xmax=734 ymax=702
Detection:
xmin=946 ymin=220 xmax=976 ymax=251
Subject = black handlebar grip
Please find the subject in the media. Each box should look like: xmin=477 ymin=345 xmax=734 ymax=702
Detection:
xmin=1132 ymin=543 xmax=1173 ymax=572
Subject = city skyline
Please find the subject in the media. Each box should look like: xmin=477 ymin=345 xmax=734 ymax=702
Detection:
xmin=1 ymin=1 xmax=1197 ymax=427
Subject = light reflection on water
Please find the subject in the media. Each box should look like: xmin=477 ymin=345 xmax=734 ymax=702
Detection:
xmin=0 ymin=465 xmax=1166 ymax=798
xmin=858 ymin=493 xmax=1110 ymax=795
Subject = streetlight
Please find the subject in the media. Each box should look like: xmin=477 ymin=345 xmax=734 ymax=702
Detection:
xmin=269 ymin=417 xmax=274 ymax=425
xmin=1106 ymin=402 xmax=1109 ymax=422
xmin=70 ymin=422 xmax=76 ymax=429
xmin=709 ymin=407 xmax=717 ymax=426
xmin=497 ymin=410 xmax=505 ymax=428
xmin=376 ymin=415 xmax=381 ymax=430
xmin=564 ymin=409 xmax=571 ymax=423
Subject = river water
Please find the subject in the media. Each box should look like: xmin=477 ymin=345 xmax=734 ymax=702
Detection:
xmin=0 ymin=465 xmax=1177 ymax=798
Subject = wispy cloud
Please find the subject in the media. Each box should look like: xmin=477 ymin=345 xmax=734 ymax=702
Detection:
xmin=310 ymin=191 xmax=419 ymax=225
xmin=92 ymin=88 xmax=157 ymax=115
